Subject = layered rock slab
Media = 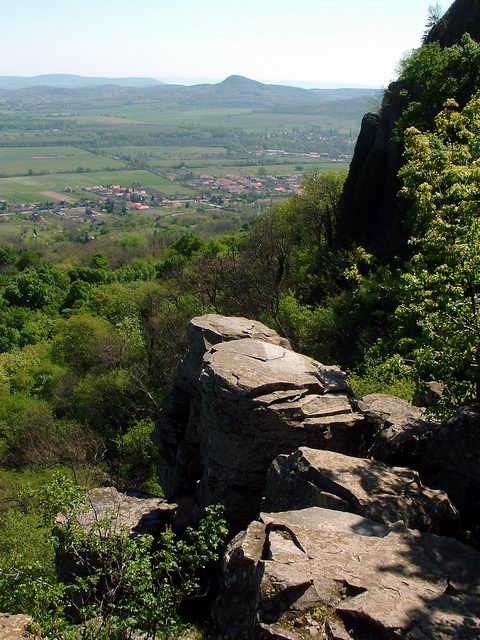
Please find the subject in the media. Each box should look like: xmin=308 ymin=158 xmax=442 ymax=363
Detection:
xmin=195 ymin=340 xmax=364 ymax=528
xmin=360 ymin=395 xmax=480 ymax=527
xmin=264 ymin=447 xmax=458 ymax=533
xmin=154 ymin=315 xmax=290 ymax=500
xmin=56 ymin=487 xmax=176 ymax=584
xmin=213 ymin=507 xmax=480 ymax=640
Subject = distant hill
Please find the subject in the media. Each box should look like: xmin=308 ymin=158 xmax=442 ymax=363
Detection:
xmin=0 ymin=74 xmax=376 ymax=126
xmin=0 ymin=74 xmax=163 ymax=90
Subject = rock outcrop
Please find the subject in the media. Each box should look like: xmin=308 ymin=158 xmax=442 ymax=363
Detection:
xmin=152 ymin=315 xmax=479 ymax=639
xmin=359 ymin=393 xmax=434 ymax=465
xmin=154 ymin=315 xmax=364 ymax=530
xmin=338 ymin=0 xmax=480 ymax=260
xmin=0 ymin=614 xmax=34 ymax=639
xmin=56 ymin=487 xmax=176 ymax=537
xmin=213 ymin=507 xmax=480 ymax=640
xmin=154 ymin=315 xmax=291 ymax=502
xmin=426 ymin=0 xmax=480 ymax=47
xmin=264 ymin=447 xmax=458 ymax=533
xmin=360 ymin=395 xmax=480 ymax=526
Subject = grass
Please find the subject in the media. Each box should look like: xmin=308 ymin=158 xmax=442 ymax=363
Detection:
xmin=189 ymin=162 xmax=349 ymax=177
xmin=0 ymin=170 xmax=197 ymax=203
xmin=102 ymin=145 xmax=228 ymax=157
xmin=0 ymin=146 xmax=126 ymax=177
xmin=84 ymin=106 xmax=360 ymax=132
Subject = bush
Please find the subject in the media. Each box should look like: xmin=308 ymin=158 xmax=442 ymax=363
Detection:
xmin=0 ymin=474 xmax=227 ymax=640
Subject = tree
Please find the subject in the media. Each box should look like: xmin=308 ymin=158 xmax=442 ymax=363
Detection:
xmin=398 ymin=95 xmax=480 ymax=410
xmin=423 ymin=3 xmax=443 ymax=42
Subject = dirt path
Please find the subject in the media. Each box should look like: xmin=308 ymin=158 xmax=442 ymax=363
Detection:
xmin=40 ymin=191 xmax=76 ymax=202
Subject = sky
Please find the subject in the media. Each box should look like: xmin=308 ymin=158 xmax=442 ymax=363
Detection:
xmin=1 ymin=0 xmax=455 ymax=87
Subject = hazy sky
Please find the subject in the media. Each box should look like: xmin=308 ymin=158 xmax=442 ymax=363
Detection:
xmin=1 ymin=0 xmax=455 ymax=87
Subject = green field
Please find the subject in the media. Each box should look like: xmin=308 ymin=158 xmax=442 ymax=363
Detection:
xmin=0 ymin=146 xmax=126 ymax=177
xmin=102 ymin=145 xmax=229 ymax=157
xmin=190 ymin=162 xmax=349 ymax=177
xmin=84 ymin=107 xmax=361 ymax=133
xmin=0 ymin=170 xmax=196 ymax=203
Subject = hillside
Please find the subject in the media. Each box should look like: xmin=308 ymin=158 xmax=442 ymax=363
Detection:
xmin=0 ymin=74 xmax=376 ymax=126
xmin=0 ymin=74 xmax=164 ymax=90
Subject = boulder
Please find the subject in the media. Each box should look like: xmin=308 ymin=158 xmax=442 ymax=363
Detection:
xmin=359 ymin=393 xmax=434 ymax=465
xmin=360 ymin=395 xmax=480 ymax=527
xmin=213 ymin=507 xmax=480 ymax=640
xmin=175 ymin=314 xmax=290 ymax=395
xmin=419 ymin=406 xmax=480 ymax=524
xmin=56 ymin=487 xmax=176 ymax=537
xmin=264 ymin=448 xmax=458 ymax=533
xmin=154 ymin=315 xmax=290 ymax=500
xmin=195 ymin=340 xmax=364 ymax=529
xmin=0 ymin=615 xmax=34 ymax=639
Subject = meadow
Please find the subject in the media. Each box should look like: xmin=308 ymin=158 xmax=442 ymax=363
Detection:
xmin=0 ymin=170 xmax=196 ymax=203
xmin=0 ymin=145 xmax=125 ymax=176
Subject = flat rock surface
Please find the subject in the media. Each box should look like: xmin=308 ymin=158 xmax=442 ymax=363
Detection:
xmin=213 ymin=507 xmax=480 ymax=639
xmin=176 ymin=314 xmax=290 ymax=394
xmin=155 ymin=315 xmax=290 ymax=500
xmin=57 ymin=487 xmax=176 ymax=536
xmin=0 ymin=614 xmax=34 ymax=639
xmin=264 ymin=447 xmax=458 ymax=533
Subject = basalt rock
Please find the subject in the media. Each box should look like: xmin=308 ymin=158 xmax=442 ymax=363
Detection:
xmin=213 ymin=507 xmax=480 ymax=640
xmin=155 ymin=315 xmax=364 ymax=530
xmin=154 ymin=315 xmax=290 ymax=501
xmin=0 ymin=614 xmax=35 ymax=639
xmin=264 ymin=447 xmax=459 ymax=534
xmin=359 ymin=395 xmax=480 ymax=527
xmin=359 ymin=393 xmax=434 ymax=466
xmin=194 ymin=339 xmax=364 ymax=529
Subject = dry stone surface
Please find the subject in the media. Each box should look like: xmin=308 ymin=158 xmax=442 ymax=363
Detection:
xmin=0 ymin=614 xmax=34 ymax=639
xmin=264 ymin=447 xmax=458 ymax=533
xmin=155 ymin=316 xmax=365 ymax=529
xmin=154 ymin=315 xmax=291 ymax=500
xmin=195 ymin=339 xmax=364 ymax=528
xmin=213 ymin=507 xmax=480 ymax=640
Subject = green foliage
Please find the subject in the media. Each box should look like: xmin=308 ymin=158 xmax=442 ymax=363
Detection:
xmin=348 ymin=353 xmax=415 ymax=401
xmin=397 ymin=35 xmax=480 ymax=137
xmin=0 ymin=474 xmax=227 ymax=640
xmin=398 ymin=95 xmax=480 ymax=411
xmin=117 ymin=419 xmax=162 ymax=495
xmin=4 ymin=264 xmax=68 ymax=310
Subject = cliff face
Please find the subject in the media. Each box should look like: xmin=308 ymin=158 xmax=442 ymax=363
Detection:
xmin=338 ymin=0 xmax=480 ymax=259
xmin=427 ymin=0 xmax=480 ymax=46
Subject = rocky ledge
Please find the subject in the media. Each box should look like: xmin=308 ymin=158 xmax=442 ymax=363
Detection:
xmin=213 ymin=507 xmax=480 ymax=640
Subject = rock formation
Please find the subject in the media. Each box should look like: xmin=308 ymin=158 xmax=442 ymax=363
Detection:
xmin=360 ymin=395 xmax=480 ymax=526
xmin=153 ymin=314 xmax=292 ymax=502
xmin=154 ymin=315 xmax=364 ymax=530
xmin=264 ymin=447 xmax=458 ymax=533
xmin=338 ymin=0 xmax=480 ymax=259
xmin=0 ymin=614 xmax=35 ymax=639
xmin=56 ymin=487 xmax=176 ymax=584
xmin=213 ymin=507 xmax=480 ymax=640
xmin=151 ymin=314 xmax=480 ymax=638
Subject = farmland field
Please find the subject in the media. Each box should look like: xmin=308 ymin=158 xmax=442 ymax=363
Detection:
xmin=0 ymin=146 xmax=126 ymax=176
xmin=0 ymin=170 xmax=196 ymax=203
xmin=83 ymin=106 xmax=363 ymax=132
